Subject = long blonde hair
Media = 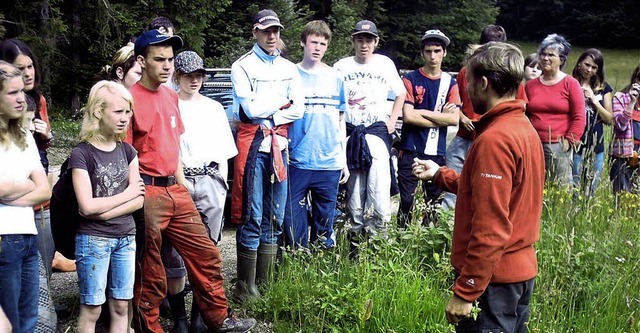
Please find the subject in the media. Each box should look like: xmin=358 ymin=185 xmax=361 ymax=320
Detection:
xmin=79 ymin=80 xmax=134 ymax=143
xmin=0 ymin=60 xmax=27 ymax=149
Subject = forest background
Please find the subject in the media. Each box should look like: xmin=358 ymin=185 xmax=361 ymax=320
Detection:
xmin=1 ymin=0 xmax=639 ymax=116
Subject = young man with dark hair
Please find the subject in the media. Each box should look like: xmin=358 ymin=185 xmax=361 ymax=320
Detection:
xmin=396 ymin=29 xmax=461 ymax=227
xmin=333 ymin=20 xmax=405 ymax=240
xmin=413 ymin=41 xmax=544 ymax=333
xmin=282 ymin=20 xmax=349 ymax=249
xmin=126 ymin=29 xmax=255 ymax=333
xmin=230 ymin=9 xmax=304 ymax=301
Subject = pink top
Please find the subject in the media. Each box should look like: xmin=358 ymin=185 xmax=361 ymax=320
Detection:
xmin=525 ymin=75 xmax=586 ymax=144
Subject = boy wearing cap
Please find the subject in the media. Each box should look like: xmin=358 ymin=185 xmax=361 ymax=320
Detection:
xmin=171 ymin=50 xmax=238 ymax=331
xmin=282 ymin=20 xmax=349 ymax=249
xmin=230 ymin=9 xmax=303 ymax=300
xmin=126 ymin=30 xmax=255 ymax=333
xmin=396 ymin=29 xmax=461 ymax=227
xmin=333 ymin=20 xmax=405 ymax=238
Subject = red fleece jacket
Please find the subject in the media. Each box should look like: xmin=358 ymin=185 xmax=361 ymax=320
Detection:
xmin=435 ymin=99 xmax=545 ymax=302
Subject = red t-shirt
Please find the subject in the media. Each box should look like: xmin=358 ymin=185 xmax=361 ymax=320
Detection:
xmin=525 ymin=75 xmax=586 ymax=144
xmin=125 ymin=83 xmax=184 ymax=177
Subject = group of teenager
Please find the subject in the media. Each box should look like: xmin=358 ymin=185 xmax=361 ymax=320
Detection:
xmin=2 ymin=6 xmax=640 ymax=333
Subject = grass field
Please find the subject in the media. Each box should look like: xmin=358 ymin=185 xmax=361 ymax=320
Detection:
xmin=239 ymin=45 xmax=640 ymax=333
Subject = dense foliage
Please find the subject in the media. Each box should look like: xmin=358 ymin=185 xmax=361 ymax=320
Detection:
xmin=1 ymin=0 xmax=498 ymax=116
xmin=3 ymin=1 xmax=639 ymax=116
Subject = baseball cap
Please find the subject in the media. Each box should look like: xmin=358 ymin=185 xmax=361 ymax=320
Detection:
xmin=134 ymin=29 xmax=184 ymax=57
xmin=421 ymin=29 xmax=450 ymax=46
xmin=352 ymin=20 xmax=379 ymax=37
xmin=253 ymin=9 xmax=284 ymax=30
xmin=174 ymin=51 xmax=205 ymax=74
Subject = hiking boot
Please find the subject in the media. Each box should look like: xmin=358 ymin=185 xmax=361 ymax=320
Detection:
xmin=211 ymin=313 xmax=256 ymax=333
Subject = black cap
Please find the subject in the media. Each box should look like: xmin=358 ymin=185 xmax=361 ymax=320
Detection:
xmin=253 ymin=9 xmax=284 ymax=30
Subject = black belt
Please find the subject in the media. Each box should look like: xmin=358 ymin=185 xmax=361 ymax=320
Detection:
xmin=141 ymin=174 xmax=177 ymax=187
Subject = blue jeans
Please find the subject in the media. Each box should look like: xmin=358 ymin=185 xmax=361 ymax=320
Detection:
xmin=76 ymin=234 xmax=136 ymax=305
xmin=456 ymin=278 xmax=535 ymax=333
xmin=34 ymin=208 xmax=55 ymax=279
xmin=237 ymin=151 xmax=288 ymax=250
xmin=283 ymin=167 xmax=341 ymax=249
xmin=0 ymin=234 xmax=39 ymax=333
xmin=442 ymin=136 xmax=473 ymax=211
xmin=573 ymin=151 xmax=604 ymax=196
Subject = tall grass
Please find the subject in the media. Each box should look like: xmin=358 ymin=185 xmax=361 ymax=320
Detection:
xmin=243 ymin=178 xmax=640 ymax=332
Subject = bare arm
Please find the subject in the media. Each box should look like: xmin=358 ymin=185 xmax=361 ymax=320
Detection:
xmin=73 ymin=160 xmax=144 ymax=217
xmin=596 ymin=91 xmax=613 ymax=125
xmin=421 ymin=103 xmax=460 ymax=127
xmin=0 ymin=179 xmax=36 ymax=202
xmin=1 ymin=167 xmax=51 ymax=207
xmin=387 ymin=94 xmax=405 ymax=133
xmin=84 ymin=157 xmax=145 ymax=221
xmin=403 ymin=103 xmax=459 ymax=128
xmin=403 ymin=103 xmax=436 ymax=127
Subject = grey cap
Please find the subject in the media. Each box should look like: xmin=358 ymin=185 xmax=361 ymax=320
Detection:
xmin=352 ymin=20 xmax=379 ymax=38
xmin=421 ymin=29 xmax=450 ymax=46
xmin=174 ymin=51 xmax=205 ymax=74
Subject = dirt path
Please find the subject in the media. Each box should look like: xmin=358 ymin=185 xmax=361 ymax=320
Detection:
xmin=52 ymin=227 xmax=273 ymax=332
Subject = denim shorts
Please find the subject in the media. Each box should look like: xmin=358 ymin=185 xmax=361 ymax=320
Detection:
xmin=75 ymin=234 xmax=136 ymax=305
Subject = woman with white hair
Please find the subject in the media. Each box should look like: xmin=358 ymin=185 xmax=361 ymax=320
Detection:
xmin=525 ymin=34 xmax=586 ymax=187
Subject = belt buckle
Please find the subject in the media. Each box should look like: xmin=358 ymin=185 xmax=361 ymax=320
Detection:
xmin=166 ymin=175 xmax=177 ymax=186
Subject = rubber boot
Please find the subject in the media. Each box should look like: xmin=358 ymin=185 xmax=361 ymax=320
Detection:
xmin=188 ymin=298 xmax=207 ymax=333
xmin=234 ymin=246 xmax=261 ymax=301
xmin=167 ymin=291 xmax=189 ymax=333
xmin=256 ymin=243 xmax=278 ymax=285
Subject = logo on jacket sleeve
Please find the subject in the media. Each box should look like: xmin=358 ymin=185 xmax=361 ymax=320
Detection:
xmin=466 ymin=278 xmax=475 ymax=287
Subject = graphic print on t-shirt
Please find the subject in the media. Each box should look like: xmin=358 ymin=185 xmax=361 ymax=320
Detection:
xmin=94 ymin=157 xmax=130 ymax=197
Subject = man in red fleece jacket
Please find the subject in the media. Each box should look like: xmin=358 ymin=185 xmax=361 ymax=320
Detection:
xmin=413 ymin=42 xmax=545 ymax=332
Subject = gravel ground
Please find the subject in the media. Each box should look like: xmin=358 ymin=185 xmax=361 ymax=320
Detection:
xmin=52 ymin=227 xmax=273 ymax=333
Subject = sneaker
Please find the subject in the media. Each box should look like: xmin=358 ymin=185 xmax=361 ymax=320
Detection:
xmin=212 ymin=314 xmax=256 ymax=333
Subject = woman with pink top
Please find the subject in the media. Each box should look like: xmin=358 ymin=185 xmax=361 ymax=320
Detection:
xmin=610 ymin=64 xmax=640 ymax=194
xmin=525 ymin=34 xmax=586 ymax=187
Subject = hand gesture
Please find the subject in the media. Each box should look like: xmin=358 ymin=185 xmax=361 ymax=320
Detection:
xmin=460 ymin=115 xmax=475 ymax=132
xmin=126 ymin=179 xmax=146 ymax=199
xmin=412 ymin=158 xmax=440 ymax=181
xmin=442 ymin=102 xmax=459 ymax=114
xmin=630 ymin=83 xmax=640 ymax=101
xmin=32 ymin=119 xmax=51 ymax=138
xmin=444 ymin=294 xmax=473 ymax=326
xmin=339 ymin=167 xmax=350 ymax=185
xmin=582 ymin=86 xmax=595 ymax=103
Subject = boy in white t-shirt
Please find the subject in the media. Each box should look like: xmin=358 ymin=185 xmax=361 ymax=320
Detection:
xmin=334 ymin=20 xmax=405 ymax=240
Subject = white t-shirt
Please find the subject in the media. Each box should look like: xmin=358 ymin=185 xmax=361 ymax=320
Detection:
xmin=334 ymin=54 xmax=405 ymax=127
xmin=0 ymin=133 xmax=41 ymax=235
xmin=179 ymin=95 xmax=237 ymax=169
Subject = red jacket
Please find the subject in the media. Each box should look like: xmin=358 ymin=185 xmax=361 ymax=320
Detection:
xmin=435 ymin=99 xmax=545 ymax=302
